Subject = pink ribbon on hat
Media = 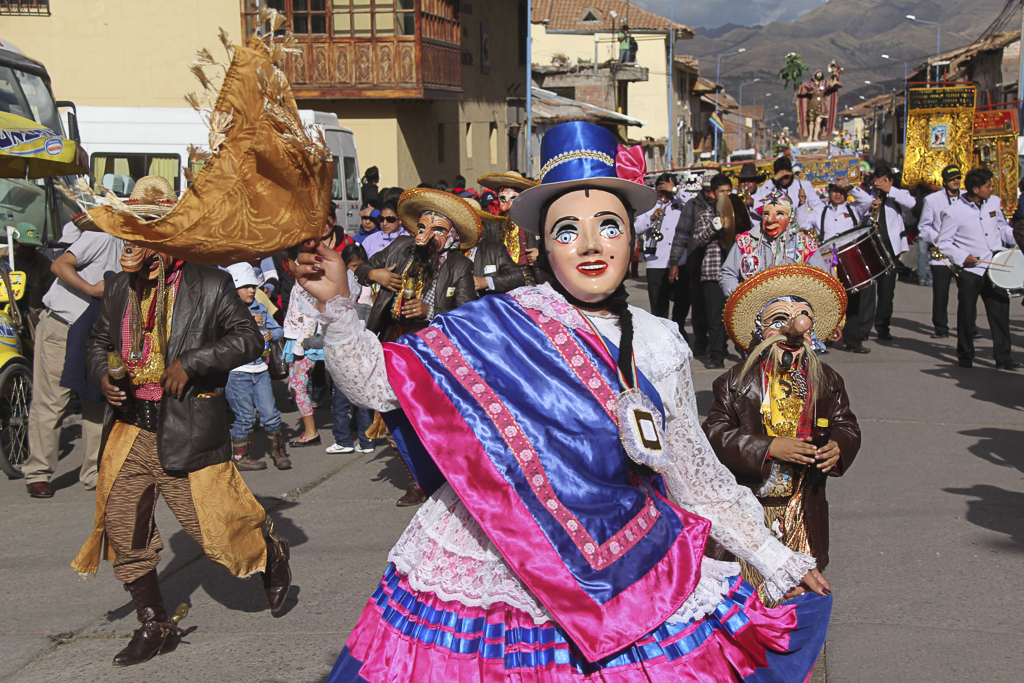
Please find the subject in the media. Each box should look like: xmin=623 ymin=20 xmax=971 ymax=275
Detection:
xmin=615 ymin=145 xmax=646 ymax=184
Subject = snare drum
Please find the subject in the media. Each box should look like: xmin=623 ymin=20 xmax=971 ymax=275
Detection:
xmin=986 ymin=249 xmax=1024 ymax=297
xmin=818 ymin=226 xmax=895 ymax=293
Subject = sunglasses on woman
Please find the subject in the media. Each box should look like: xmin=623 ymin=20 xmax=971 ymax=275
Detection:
xmin=381 ymin=215 xmax=399 ymax=223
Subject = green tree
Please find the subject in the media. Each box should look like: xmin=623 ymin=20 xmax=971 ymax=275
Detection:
xmin=779 ymin=53 xmax=807 ymax=91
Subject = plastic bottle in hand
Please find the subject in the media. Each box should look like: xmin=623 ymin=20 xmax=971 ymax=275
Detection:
xmin=107 ymin=343 xmax=137 ymax=423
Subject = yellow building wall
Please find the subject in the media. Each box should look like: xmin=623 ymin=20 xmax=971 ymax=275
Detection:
xmin=530 ymin=24 xmax=669 ymax=141
xmin=1 ymin=0 xmax=241 ymax=107
xmin=3 ymin=0 xmax=520 ymax=192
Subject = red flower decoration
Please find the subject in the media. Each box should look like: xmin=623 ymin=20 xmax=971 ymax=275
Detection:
xmin=615 ymin=145 xmax=646 ymax=184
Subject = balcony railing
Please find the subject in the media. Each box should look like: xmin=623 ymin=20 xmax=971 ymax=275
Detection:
xmin=245 ymin=1 xmax=462 ymax=100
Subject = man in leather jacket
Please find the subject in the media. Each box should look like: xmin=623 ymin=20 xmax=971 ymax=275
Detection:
xmin=354 ymin=188 xmax=479 ymax=340
xmin=465 ymin=237 xmax=527 ymax=297
xmin=74 ymin=242 xmax=293 ymax=667
xmin=703 ymin=265 xmax=860 ymax=601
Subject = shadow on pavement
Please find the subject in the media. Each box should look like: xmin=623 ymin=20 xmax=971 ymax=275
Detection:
xmin=370 ymin=447 xmax=411 ymax=492
xmin=944 ymin=483 xmax=1024 ymax=551
xmin=960 ymin=427 xmax=1024 ymax=474
xmin=922 ymin=365 xmax=1024 ymax=412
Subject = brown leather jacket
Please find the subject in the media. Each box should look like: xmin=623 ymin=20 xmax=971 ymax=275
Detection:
xmin=470 ymin=239 xmax=526 ymax=296
xmin=87 ymin=263 xmax=264 ymax=471
xmin=702 ymin=361 xmax=860 ymax=569
xmin=354 ymin=235 xmax=475 ymax=335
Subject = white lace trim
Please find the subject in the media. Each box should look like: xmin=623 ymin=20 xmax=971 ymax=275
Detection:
xmin=762 ymin=552 xmax=819 ymax=603
xmin=389 ymin=485 xmax=748 ymax=626
xmin=508 ymin=282 xmax=589 ymax=330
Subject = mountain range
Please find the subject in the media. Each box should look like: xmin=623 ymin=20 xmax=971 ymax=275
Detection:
xmin=667 ymin=0 xmax=1013 ymax=126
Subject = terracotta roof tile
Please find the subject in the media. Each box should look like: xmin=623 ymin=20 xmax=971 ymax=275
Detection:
xmin=533 ymin=0 xmax=692 ymax=34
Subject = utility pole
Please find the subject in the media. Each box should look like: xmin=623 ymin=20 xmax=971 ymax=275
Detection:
xmin=666 ymin=1 xmax=675 ymax=169
xmin=525 ymin=0 xmax=533 ymax=177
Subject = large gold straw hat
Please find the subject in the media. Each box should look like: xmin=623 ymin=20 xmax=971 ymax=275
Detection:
xmin=477 ymin=171 xmax=537 ymax=193
xmin=72 ymin=175 xmax=178 ymax=231
xmin=724 ymin=264 xmax=848 ymax=352
xmin=397 ymin=188 xmax=483 ymax=249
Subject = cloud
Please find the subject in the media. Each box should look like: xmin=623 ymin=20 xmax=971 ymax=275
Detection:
xmin=634 ymin=0 xmax=827 ymax=29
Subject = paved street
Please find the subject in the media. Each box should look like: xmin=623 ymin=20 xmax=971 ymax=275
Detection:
xmin=1 ymin=278 xmax=1022 ymax=682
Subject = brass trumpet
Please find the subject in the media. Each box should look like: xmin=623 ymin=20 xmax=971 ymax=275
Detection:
xmin=928 ymin=246 xmax=961 ymax=276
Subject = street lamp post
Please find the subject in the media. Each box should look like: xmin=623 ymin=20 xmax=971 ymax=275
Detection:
xmin=906 ymin=15 xmax=941 ymax=82
xmin=667 ymin=0 xmax=676 ymax=169
xmin=882 ymin=54 xmax=909 ymax=163
xmin=737 ymin=78 xmax=760 ymax=152
xmin=715 ymin=48 xmax=746 ymax=162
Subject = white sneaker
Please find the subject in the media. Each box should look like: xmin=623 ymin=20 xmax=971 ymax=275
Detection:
xmin=357 ymin=445 xmax=375 ymax=453
xmin=326 ymin=443 xmax=355 ymax=454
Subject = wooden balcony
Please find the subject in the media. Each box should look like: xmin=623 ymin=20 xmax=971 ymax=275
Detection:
xmin=252 ymin=1 xmax=463 ymax=100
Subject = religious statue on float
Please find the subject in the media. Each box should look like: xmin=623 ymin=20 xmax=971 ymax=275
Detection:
xmin=796 ymin=61 xmax=843 ymax=142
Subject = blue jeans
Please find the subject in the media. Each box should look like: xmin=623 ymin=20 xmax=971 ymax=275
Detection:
xmin=916 ymin=238 xmax=932 ymax=284
xmin=331 ymin=382 xmax=373 ymax=448
xmin=226 ymin=370 xmax=282 ymax=440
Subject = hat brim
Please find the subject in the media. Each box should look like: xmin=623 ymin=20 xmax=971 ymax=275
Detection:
xmin=397 ymin=188 xmax=483 ymax=249
xmin=477 ymin=173 xmax=537 ymax=193
xmin=724 ymin=264 xmax=848 ymax=352
xmin=737 ymin=173 xmax=766 ymax=183
xmin=509 ymin=177 xmax=657 ymax=235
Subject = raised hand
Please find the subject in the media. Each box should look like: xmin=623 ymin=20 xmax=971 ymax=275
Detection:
xmin=294 ymin=239 xmax=350 ymax=304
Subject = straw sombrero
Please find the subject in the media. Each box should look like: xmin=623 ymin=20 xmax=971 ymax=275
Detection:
xmin=724 ymin=264 xmax=848 ymax=352
xmin=477 ymin=171 xmax=537 ymax=194
xmin=72 ymin=175 xmax=178 ymax=231
xmin=397 ymin=188 xmax=482 ymax=249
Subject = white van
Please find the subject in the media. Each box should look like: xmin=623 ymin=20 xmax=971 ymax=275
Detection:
xmin=77 ymin=106 xmax=361 ymax=233
xmin=298 ymin=110 xmax=361 ymax=234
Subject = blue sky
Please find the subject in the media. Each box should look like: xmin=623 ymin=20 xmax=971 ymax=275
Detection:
xmin=633 ymin=0 xmax=827 ymax=29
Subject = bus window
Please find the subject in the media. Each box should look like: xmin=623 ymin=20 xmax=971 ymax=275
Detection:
xmin=90 ymin=153 xmax=181 ymax=193
xmin=344 ymin=156 xmax=359 ymax=201
xmin=14 ymin=71 xmax=62 ymax=134
xmin=0 ymin=67 xmax=33 ymax=121
xmin=0 ymin=178 xmax=47 ymax=233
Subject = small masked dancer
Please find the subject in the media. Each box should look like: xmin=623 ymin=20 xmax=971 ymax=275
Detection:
xmin=936 ymin=167 xmax=1021 ymax=370
xmin=720 ymin=189 xmax=829 ymax=297
xmin=298 ymin=122 xmax=831 ymax=683
xmin=705 ymin=263 xmax=860 ymax=605
xmin=71 ymin=177 xmax=293 ymax=667
xmin=810 ymin=180 xmax=874 ymax=353
xmin=918 ymin=165 xmax=966 ymax=339
xmin=476 ymin=171 xmax=540 ymax=281
xmin=635 ymin=173 xmax=685 ymax=317
xmin=849 ymin=167 xmax=914 ymax=340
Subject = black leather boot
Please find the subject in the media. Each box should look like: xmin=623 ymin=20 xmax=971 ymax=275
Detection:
xmin=263 ymin=519 xmax=292 ymax=612
xmin=112 ymin=570 xmax=186 ymax=667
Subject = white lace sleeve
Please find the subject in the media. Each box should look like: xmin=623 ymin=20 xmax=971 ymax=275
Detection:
xmin=318 ymin=277 xmax=400 ymax=412
xmin=660 ymin=355 xmax=816 ymax=596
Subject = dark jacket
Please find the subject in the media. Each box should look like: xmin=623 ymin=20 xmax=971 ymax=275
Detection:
xmin=481 ymin=215 xmax=539 ymax=286
xmin=669 ymin=191 xmax=711 ymax=263
xmin=86 ymin=263 xmax=264 ymax=472
xmin=354 ymin=235 xmax=475 ymax=335
xmin=470 ymin=239 xmax=526 ymax=295
xmin=702 ymin=361 xmax=860 ymax=569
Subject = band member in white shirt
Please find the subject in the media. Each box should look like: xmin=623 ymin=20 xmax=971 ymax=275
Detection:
xmin=635 ymin=174 xmax=685 ymax=318
xmin=850 ymin=167 xmax=915 ymax=340
xmin=918 ymin=164 xmax=967 ymax=339
xmin=935 ymin=167 xmax=1020 ymax=370
xmin=811 ymin=180 xmax=873 ymax=353
xmin=753 ymin=156 xmax=820 ymax=228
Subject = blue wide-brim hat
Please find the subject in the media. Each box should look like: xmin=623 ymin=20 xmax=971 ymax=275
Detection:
xmin=509 ymin=122 xmax=656 ymax=234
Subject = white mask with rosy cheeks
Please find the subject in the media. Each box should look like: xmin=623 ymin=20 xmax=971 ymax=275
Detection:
xmin=759 ymin=298 xmax=815 ymax=366
xmin=497 ymin=187 xmax=519 ymax=215
xmin=414 ymin=212 xmax=453 ymax=250
xmin=543 ymin=189 xmax=631 ymax=304
xmin=762 ymin=203 xmax=791 ymax=239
